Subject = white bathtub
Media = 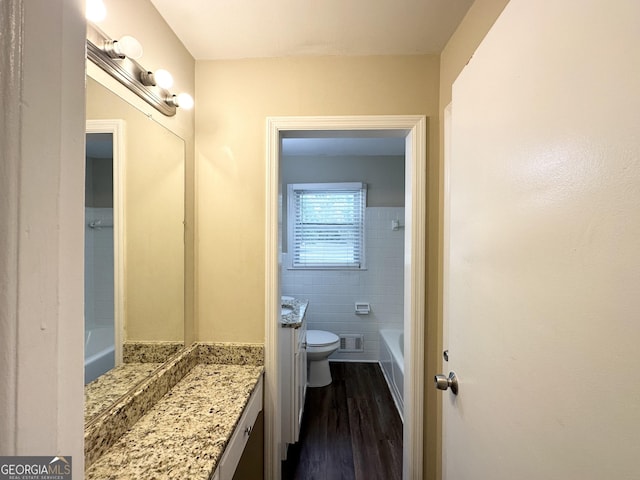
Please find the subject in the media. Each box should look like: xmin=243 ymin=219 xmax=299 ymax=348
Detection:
xmin=380 ymin=328 xmax=404 ymax=421
xmin=85 ymin=325 xmax=115 ymax=385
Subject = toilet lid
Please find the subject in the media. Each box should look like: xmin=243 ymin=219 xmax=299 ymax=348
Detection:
xmin=307 ymin=330 xmax=339 ymax=347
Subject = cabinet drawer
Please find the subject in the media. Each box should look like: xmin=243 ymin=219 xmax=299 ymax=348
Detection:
xmin=218 ymin=375 xmax=263 ymax=480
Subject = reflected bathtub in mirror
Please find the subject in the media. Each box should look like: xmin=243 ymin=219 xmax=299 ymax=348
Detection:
xmin=84 ymin=325 xmax=115 ymax=384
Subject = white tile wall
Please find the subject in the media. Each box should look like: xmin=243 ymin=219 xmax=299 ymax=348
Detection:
xmin=281 ymin=207 xmax=404 ymax=361
xmin=85 ymin=207 xmax=114 ymax=331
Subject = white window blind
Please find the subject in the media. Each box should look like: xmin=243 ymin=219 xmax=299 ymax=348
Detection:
xmin=288 ymin=183 xmax=366 ymax=269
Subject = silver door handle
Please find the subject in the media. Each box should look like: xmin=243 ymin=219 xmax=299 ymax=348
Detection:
xmin=434 ymin=371 xmax=459 ymax=395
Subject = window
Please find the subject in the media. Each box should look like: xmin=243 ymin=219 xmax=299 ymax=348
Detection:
xmin=288 ymin=183 xmax=367 ymax=269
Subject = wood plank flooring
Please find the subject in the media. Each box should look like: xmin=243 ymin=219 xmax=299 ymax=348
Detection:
xmin=282 ymin=362 xmax=403 ymax=480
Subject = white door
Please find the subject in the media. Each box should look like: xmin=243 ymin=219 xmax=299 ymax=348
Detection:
xmin=443 ymin=1 xmax=640 ymax=479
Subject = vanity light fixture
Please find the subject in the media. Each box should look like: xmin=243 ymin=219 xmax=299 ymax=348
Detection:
xmin=86 ymin=21 xmax=194 ymax=117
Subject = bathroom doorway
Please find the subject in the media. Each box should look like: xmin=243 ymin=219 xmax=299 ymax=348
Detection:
xmin=84 ymin=120 xmax=125 ymax=384
xmin=265 ymin=116 xmax=427 ymax=479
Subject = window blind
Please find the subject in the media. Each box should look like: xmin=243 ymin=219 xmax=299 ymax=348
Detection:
xmin=289 ymin=183 xmax=366 ymax=269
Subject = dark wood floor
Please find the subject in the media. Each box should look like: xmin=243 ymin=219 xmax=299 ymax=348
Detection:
xmin=282 ymin=362 xmax=403 ymax=480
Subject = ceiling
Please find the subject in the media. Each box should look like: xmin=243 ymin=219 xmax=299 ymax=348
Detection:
xmin=150 ymin=0 xmax=474 ymax=60
xmin=147 ymin=0 xmax=472 ymax=155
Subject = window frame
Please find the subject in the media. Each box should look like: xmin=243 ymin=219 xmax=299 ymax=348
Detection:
xmin=287 ymin=182 xmax=367 ymax=270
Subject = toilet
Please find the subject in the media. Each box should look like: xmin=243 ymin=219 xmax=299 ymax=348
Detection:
xmin=306 ymin=330 xmax=340 ymax=387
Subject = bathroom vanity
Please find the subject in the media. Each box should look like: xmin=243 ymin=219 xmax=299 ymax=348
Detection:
xmin=85 ymin=343 xmax=264 ymax=480
xmin=280 ymin=297 xmax=309 ymax=456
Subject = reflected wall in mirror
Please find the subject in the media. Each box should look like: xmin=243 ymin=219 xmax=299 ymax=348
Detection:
xmin=84 ymin=75 xmax=185 ymax=423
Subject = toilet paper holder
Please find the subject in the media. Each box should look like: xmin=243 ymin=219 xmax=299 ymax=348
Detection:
xmin=355 ymin=302 xmax=370 ymax=315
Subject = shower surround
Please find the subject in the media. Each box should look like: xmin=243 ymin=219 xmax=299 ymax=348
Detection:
xmin=281 ymin=207 xmax=404 ymax=362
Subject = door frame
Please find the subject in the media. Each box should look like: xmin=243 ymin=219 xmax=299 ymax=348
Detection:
xmin=86 ymin=119 xmax=126 ymax=366
xmin=264 ymin=115 xmax=427 ymax=479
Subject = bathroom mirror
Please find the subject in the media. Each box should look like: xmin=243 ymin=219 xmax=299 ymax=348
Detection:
xmin=84 ymin=75 xmax=185 ymax=423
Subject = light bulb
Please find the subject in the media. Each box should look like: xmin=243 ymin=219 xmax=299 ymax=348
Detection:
xmin=176 ymin=93 xmax=194 ymax=110
xmin=104 ymin=35 xmax=143 ymax=59
xmin=154 ymin=69 xmax=173 ymax=89
xmin=167 ymin=93 xmax=194 ymax=110
xmin=86 ymin=0 xmax=106 ymax=22
xmin=116 ymin=35 xmax=143 ymax=59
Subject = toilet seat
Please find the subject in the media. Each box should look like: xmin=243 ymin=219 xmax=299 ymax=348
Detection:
xmin=307 ymin=330 xmax=339 ymax=347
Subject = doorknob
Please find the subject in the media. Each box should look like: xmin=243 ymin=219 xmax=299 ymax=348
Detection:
xmin=434 ymin=371 xmax=459 ymax=395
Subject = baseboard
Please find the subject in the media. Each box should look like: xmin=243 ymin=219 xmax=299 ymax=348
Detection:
xmin=377 ymin=361 xmax=404 ymax=423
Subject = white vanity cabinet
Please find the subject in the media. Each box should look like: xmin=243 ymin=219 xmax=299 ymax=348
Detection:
xmin=280 ymin=320 xmax=307 ymax=456
xmin=212 ymin=375 xmax=263 ymax=480
xmin=293 ymin=321 xmax=307 ymax=439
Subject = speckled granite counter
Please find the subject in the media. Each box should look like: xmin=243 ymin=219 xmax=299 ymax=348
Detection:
xmin=85 ymin=363 xmax=162 ymax=423
xmin=123 ymin=341 xmax=184 ymax=363
xmin=85 ymin=345 xmax=199 ymax=468
xmin=281 ymin=296 xmax=308 ymax=328
xmin=85 ymin=363 xmax=263 ymax=480
xmin=84 ymin=342 xmax=264 ymax=477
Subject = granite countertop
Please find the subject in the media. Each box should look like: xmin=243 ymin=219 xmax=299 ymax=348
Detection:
xmin=85 ymin=363 xmax=162 ymax=424
xmin=85 ymin=363 xmax=263 ymax=480
xmin=281 ymin=296 xmax=308 ymax=328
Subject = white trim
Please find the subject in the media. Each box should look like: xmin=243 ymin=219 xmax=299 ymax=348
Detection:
xmin=1 ymin=0 xmax=22 ymax=450
xmin=265 ymin=115 xmax=426 ymax=480
xmin=86 ymin=119 xmax=126 ymax=366
xmin=442 ymin=103 xmax=452 ymax=394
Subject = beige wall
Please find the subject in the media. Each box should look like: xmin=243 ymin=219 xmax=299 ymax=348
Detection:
xmin=195 ymin=55 xmax=439 ymax=343
xmin=95 ymin=0 xmax=197 ymax=343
